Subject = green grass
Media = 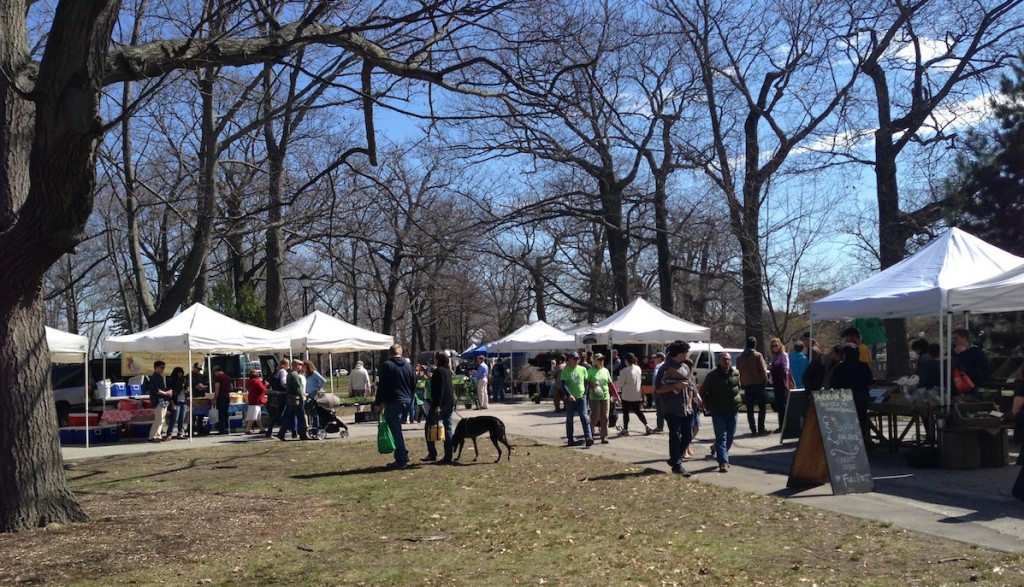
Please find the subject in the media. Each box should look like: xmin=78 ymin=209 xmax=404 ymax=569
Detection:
xmin=1 ymin=438 xmax=1021 ymax=586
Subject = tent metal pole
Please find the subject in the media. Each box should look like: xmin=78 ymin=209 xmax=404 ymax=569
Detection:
xmin=84 ymin=342 xmax=90 ymax=449
xmin=188 ymin=349 xmax=193 ymax=442
xmin=329 ymin=354 xmax=334 ymax=394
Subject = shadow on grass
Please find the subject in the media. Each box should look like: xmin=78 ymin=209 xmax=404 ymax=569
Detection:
xmin=293 ymin=464 xmax=427 ymax=479
xmin=67 ymin=450 xmax=273 ymax=488
xmin=585 ymin=468 xmax=662 ymax=481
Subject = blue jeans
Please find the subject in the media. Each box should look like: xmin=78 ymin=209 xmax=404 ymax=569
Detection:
xmin=425 ymin=406 xmax=454 ymax=461
xmin=173 ymin=401 xmax=189 ymax=436
xmin=565 ymin=397 xmax=592 ymax=443
xmin=710 ymin=411 xmax=737 ymax=466
xmin=276 ymin=402 xmax=308 ymax=439
xmin=665 ymin=413 xmax=693 ymax=469
xmin=385 ymin=401 xmax=411 ymax=465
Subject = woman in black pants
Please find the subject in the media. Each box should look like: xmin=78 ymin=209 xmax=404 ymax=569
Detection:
xmin=615 ymin=353 xmax=654 ymax=436
xmin=736 ymin=337 xmax=770 ymax=436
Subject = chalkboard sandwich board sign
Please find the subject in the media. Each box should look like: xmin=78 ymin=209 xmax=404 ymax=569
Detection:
xmin=787 ymin=388 xmax=873 ymax=495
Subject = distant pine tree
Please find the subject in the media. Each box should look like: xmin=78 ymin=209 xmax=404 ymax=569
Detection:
xmin=945 ymin=52 xmax=1024 ymax=256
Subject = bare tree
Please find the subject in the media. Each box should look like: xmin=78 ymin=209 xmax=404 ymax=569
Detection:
xmin=657 ymin=0 xmax=863 ymax=347
xmin=0 ymin=0 xmax=514 ymax=532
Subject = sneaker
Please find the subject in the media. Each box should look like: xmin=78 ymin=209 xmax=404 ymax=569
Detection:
xmin=584 ymin=438 xmax=594 ymax=447
xmin=421 ymin=456 xmax=437 ymax=462
xmin=600 ymin=439 xmax=609 ymax=444
xmin=644 ymin=427 xmax=654 ymax=435
xmin=719 ymin=464 xmax=729 ymax=473
xmin=618 ymin=429 xmax=630 ymax=436
xmin=671 ymin=467 xmax=692 ymax=478
xmin=566 ymin=440 xmax=579 ymax=447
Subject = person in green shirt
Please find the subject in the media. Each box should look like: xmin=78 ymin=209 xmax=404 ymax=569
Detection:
xmin=587 ymin=353 xmax=613 ymax=444
xmin=560 ymin=352 xmax=593 ymax=447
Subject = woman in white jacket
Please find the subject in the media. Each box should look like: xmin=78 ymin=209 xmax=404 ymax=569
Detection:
xmin=616 ymin=353 xmax=653 ymax=436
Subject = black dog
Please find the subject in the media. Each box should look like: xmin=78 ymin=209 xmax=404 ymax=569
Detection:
xmin=452 ymin=416 xmax=512 ymax=462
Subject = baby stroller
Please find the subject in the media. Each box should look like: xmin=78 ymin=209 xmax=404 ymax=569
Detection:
xmin=306 ymin=392 xmax=350 ymax=440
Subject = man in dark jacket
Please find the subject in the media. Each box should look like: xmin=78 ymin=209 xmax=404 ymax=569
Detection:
xmin=375 ymin=343 xmax=417 ymax=468
xmin=701 ymin=353 xmax=742 ymax=472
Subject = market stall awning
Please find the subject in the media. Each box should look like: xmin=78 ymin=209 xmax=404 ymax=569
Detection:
xmin=574 ymin=298 xmax=710 ymax=344
xmin=811 ymin=228 xmax=1024 ymax=320
xmin=46 ymin=327 xmax=88 ymax=363
xmin=275 ymin=310 xmax=393 ymax=353
xmin=948 ymin=262 xmax=1024 ymax=314
xmin=105 ymin=303 xmax=292 ymax=352
xmin=487 ymin=321 xmax=577 ymax=353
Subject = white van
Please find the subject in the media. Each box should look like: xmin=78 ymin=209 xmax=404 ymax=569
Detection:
xmin=688 ymin=343 xmax=743 ymax=384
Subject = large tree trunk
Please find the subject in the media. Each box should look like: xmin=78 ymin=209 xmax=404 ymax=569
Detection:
xmin=0 ymin=294 xmax=88 ymax=530
xmin=870 ymin=64 xmax=911 ymax=379
xmin=0 ymin=0 xmax=120 ymax=532
xmin=652 ymin=174 xmax=673 ymax=312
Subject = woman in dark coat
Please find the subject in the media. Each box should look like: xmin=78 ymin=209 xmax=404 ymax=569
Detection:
xmin=424 ymin=351 xmax=456 ymax=463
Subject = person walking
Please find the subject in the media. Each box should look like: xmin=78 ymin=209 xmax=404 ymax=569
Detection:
xmin=423 ymin=351 xmax=455 ymax=463
xmin=349 ymin=360 xmax=370 ymax=397
xmin=560 ymin=352 xmax=593 ymax=447
xmin=551 ymin=354 xmax=566 ymax=412
xmin=736 ymin=337 xmax=769 ymax=436
xmin=655 ymin=342 xmax=695 ymax=477
xmin=375 ymin=344 xmax=417 ymax=469
xmin=492 ymin=358 xmax=507 ymax=403
xmin=587 ymin=353 xmax=613 ymax=444
xmin=616 ymin=353 xmax=653 ymax=436
xmin=264 ymin=358 xmax=290 ymax=438
xmin=243 ymin=369 xmax=267 ymax=434
xmin=700 ymin=353 xmax=742 ymax=472
xmin=277 ymin=361 xmax=310 ymax=441
xmin=830 ymin=345 xmax=874 ymax=443
xmin=650 ymin=352 xmax=666 ymax=431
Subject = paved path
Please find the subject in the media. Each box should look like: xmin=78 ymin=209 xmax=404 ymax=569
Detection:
xmin=63 ymin=402 xmax=1024 ymax=553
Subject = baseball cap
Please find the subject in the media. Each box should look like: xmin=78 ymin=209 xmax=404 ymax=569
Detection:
xmin=654 ymin=352 xmax=665 ymax=359
xmin=567 ymin=351 xmax=580 ymax=359
xmin=592 ymin=353 xmax=605 ymax=361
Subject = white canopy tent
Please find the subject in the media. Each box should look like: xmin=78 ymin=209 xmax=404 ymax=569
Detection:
xmin=948 ymin=263 xmax=1024 ymax=314
xmin=811 ymin=228 xmax=1024 ymax=321
xmin=275 ymin=310 xmax=393 ymax=394
xmin=275 ymin=310 xmax=393 ymax=353
xmin=574 ymin=298 xmax=710 ymax=344
xmin=46 ymin=327 xmax=92 ymax=446
xmin=104 ymin=303 xmax=293 ymax=440
xmin=487 ymin=321 xmax=577 ymax=353
xmin=809 ymin=228 xmax=1024 ymax=408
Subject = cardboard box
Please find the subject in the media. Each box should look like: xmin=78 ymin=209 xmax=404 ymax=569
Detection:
xmin=941 ymin=429 xmax=981 ymax=469
xmin=978 ymin=428 xmax=1009 ymax=467
xmin=950 ymin=401 xmax=1002 ymax=428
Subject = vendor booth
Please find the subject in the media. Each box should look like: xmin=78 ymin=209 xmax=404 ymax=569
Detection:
xmin=46 ymin=327 xmax=107 ymax=448
xmin=809 ymin=228 xmax=1024 ymax=465
xmin=104 ymin=303 xmax=292 ymax=440
xmin=275 ymin=309 xmax=393 ymax=391
xmin=487 ymin=320 xmax=578 ymax=401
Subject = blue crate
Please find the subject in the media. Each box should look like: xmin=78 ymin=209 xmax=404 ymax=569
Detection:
xmin=59 ymin=426 xmax=115 ymax=445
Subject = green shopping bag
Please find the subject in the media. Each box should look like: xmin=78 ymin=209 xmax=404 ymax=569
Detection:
xmin=377 ymin=413 xmax=396 ymax=454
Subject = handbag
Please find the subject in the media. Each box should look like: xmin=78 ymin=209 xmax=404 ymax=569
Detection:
xmin=952 ymin=368 xmax=974 ymax=394
xmin=427 ymin=423 xmax=445 ymax=442
xmin=377 ymin=414 xmax=396 ymax=454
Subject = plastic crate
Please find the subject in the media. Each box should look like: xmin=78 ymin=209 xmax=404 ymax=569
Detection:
xmin=59 ymin=426 xmax=114 ymax=445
